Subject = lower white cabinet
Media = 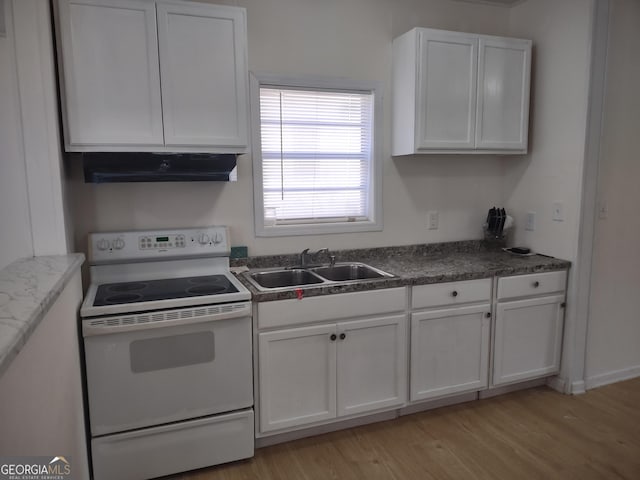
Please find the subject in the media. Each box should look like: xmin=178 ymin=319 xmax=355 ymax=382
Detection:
xmin=258 ymin=314 xmax=406 ymax=433
xmin=258 ymin=323 xmax=337 ymax=432
xmin=409 ymin=279 xmax=492 ymax=402
xmin=492 ymin=294 xmax=565 ymax=386
xmin=337 ymin=316 xmax=407 ymax=417
xmin=411 ymin=304 xmax=491 ymax=401
xmin=492 ymin=271 xmax=567 ymax=386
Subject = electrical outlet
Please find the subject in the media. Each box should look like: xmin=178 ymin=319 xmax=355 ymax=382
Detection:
xmin=427 ymin=211 xmax=439 ymax=230
xmin=598 ymin=201 xmax=608 ymax=219
xmin=525 ymin=212 xmax=536 ymax=231
xmin=552 ymin=202 xmax=565 ymax=222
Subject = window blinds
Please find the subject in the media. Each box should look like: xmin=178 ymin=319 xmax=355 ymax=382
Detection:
xmin=259 ymin=86 xmax=374 ymax=225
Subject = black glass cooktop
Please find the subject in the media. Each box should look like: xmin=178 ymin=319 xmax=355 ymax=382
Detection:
xmin=93 ymin=275 xmax=239 ymax=306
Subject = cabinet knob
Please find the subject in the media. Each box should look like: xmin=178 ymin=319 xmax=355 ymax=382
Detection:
xmin=485 ymin=312 xmax=491 ymax=318
xmin=330 ymin=334 xmax=337 ymax=341
xmin=532 ymin=281 xmax=540 ymax=288
xmin=339 ymin=333 xmax=346 ymax=340
xmin=561 ymin=302 xmax=566 ymax=308
xmin=451 ymin=290 xmax=458 ymax=297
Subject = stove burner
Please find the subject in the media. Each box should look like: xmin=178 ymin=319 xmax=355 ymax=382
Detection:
xmin=186 ymin=285 xmax=227 ymax=295
xmin=108 ymin=282 xmax=147 ymax=293
xmin=92 ymin=274 xmax=240 ymax=307
xmin=105 ymin=293 xmax=144 ymax=304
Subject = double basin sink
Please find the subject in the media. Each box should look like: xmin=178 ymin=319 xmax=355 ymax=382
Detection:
xmin=246 ymin=263 xmax=394 ymax=291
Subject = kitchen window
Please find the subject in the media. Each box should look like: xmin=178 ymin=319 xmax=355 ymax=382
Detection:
xmin=251 ymin=74 xmax=383 ymax=236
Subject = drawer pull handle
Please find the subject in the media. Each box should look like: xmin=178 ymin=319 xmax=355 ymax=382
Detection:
xmin=485 ymin=312 xmax=491 ymax=318
xmin=330 ymin=334 xmax=337 ymax=341
xmin=451 ymin=290 xmax=458 ymax=297
xmin=339 ymin=333 xmax=346 ymax=340
xmin=532 ymin=281 xmax=540 ymax=288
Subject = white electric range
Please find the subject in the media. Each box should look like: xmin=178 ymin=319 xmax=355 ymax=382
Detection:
xmin=80 ymin=226 xmax=254 ymax=480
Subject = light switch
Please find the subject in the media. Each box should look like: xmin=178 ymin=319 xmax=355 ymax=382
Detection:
xmin=525 ymin=212 xmax=535 ymax=231
xmin=427 ymin=211 xmax=439 ymax=230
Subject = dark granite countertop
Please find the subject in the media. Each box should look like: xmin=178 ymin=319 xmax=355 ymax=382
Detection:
xmin=234 ymin=241 xmax=570 ymax=302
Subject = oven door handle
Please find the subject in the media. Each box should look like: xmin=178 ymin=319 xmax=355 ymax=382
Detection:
xmin=83 ymin=302 xmax=251 ymax=336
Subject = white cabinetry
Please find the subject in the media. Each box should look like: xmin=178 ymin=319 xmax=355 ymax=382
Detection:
xmin=258 ymin=324 xmax=337 ymax=431
xmin=256 ymin=289 xmax=406 ymax=434
xmin=55 ymin=0 xmax=248 ymax=153
xmin=392 ymin=27 xmax=531 ymax=155
xmin=492 ymin=271 xmax=567 ymax=386
xmin=410 ymin=279 xmax=492 ymax=402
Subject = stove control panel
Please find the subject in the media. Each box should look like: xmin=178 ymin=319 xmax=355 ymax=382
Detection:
xmin=138 ymin=234 xmax=186 ymax=250
xmin=89 ymin=227 xmax=230 ymax=264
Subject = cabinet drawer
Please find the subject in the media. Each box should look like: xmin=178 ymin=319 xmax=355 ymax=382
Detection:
xmin=497 ymin=271 xmax=567 ymax=300
xmin=412 ymin=278 xmax=491 ymax=309
xmin=257 ymin=288 xmax=406 ymax=330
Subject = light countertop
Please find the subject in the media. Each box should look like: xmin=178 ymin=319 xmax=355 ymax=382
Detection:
xmin=0 ymin=254 xmax=85 ymax=378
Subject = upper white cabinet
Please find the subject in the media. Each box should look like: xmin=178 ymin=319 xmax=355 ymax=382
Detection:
xmin=55 ymin=0 xmax=164 ymax=148
xmin=156 ymin=2 xmax=248 ymax=149
xmin=392 ymin=27 xmax=531 ymax=155
xmin=54 ymin=0 xmax=249 ymax=153
xmin=476 ymin=37 xmax=531 ymax=151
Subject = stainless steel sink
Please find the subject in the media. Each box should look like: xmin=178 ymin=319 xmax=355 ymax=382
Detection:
xmin=311 ymin=263 xmax=393 ymax=281
xmin=249 ymin=269 xmax=325 ymax=290
xmin=245 ymin=263 xmax=394 ymax=291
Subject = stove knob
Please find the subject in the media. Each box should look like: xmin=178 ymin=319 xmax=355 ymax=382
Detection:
xmin=213 ymin=233 xmax=222 ymax=245
xmin=113 ymin=238 xmax=125 ymax=250
xmin=198 ymin=233 xmax=210 ymax=245
xmin=96 ymin=239 xmax=111 ymax=251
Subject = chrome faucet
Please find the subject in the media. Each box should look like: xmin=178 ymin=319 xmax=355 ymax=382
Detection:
xmin=299 ymin=248 xmax=312 ymax=267
xmin=299 ymin=248 xmax=335 ymax=267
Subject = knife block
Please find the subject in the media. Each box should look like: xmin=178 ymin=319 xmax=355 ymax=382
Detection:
xmin=483 ymin=225 xmax=508 ymax=248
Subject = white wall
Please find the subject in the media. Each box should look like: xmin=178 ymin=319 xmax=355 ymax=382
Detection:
xmin=505 ymin=0 xmax=593 ymax=392
xmin=69 ymin=0 xmax=511 ymax=256
xmin=585 ymin=0 xmax=640 ymax=387
xmin=0 ymin=272 xmax=89 ymax=478
xmin=0 ymin=0 xmax=70 ymax=269
xmin=504 ymin=0 xmax=592 ymax=262
xmin=0 ymin=0 xmax=34 ymax=269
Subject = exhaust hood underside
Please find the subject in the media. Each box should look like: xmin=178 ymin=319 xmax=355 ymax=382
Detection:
xmin=82 ymin=152 xmax=238 ymax=183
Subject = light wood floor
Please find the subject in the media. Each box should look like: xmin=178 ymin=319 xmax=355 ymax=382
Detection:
xmin=173 ymin=378 xmax=640 ymax=480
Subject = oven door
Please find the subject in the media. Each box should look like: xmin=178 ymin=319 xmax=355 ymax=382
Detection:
xmin=83 ymin=302 xmax=252 ymax=436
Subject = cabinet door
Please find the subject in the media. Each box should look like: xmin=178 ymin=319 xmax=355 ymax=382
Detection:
xmin=475 ymin=37 xmax=531 ymax=150
xmin=157 ymin=2 xmax=248 ymax=150
xmin=416 ymin=30 xmax=478 ymax=150
xmin=411 ymin=304 xmax=490 ymax=401
xmin=493 ymin=295 xmax=565 ymax=386
xmin=56 ymin=0 xmax=164 ymax=149
xmin=258 ymin=324 xmax=336 ymax=433
xmin=337 ymin=315 xmax=406 ymax=417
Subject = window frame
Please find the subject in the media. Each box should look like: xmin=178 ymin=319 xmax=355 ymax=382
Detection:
xmin=250 ymin=73 xmax=383 ymax=237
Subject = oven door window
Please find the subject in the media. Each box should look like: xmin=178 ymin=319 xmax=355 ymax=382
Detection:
xmin=130 ymin=331 xmax=215 ymax=373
